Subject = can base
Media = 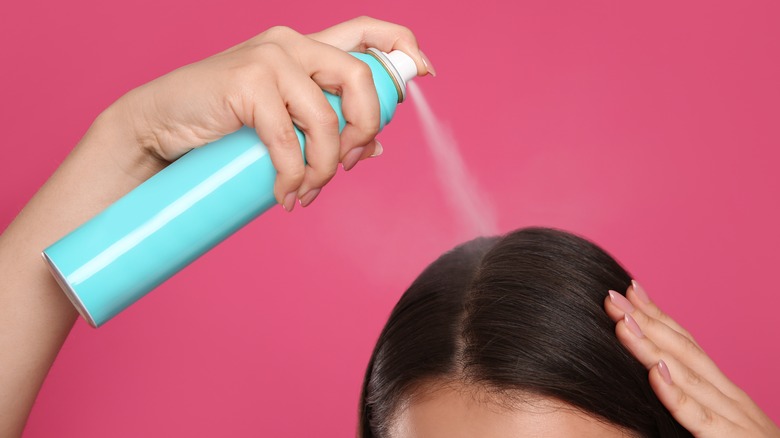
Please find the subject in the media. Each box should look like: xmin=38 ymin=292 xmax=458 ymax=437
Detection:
xmin=41 ymin=252 xmax=99 ymax=328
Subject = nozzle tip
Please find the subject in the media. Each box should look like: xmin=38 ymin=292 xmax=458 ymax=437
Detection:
xmin=386 ymin=50 xmax=418 ymax=86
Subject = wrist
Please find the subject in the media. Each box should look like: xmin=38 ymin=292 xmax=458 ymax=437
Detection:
xmin=87 ymin=93 xmax=168 ymax=182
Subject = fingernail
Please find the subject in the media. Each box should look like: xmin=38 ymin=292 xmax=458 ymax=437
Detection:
xmin=420 ymin=50 xmax=437 ymax=77
xmin=299 ymin=188 xmax=321 ymax=208
xmin=631 ymin=280 xmax=651 ymax=304
xmin=282 ymin=192 xmax=296 ymax=212
xmin=369 ymin=140 xmax=383 ymax=158
xmin=608 ymin=290 xmax=635 ymax=314
xmin=624 ymin=313 xmax=644 ymax=338
xmin=658 ymin=360 xmax=673 ymax=385
xmin=342 ymin=146 xmax=365 ymax=171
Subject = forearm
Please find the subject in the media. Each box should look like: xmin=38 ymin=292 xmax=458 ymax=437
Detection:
xmin=0 ymin=101 xmax=165 ymax=435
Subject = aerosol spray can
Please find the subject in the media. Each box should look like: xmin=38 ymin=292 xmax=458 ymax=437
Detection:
xmin=42 ymin=49 xmax=417 ymax=327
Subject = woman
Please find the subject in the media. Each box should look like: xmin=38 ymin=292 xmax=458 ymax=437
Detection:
xmin=359 ymin=227 xmax=779 ymax=437
xmin=0 ymin=17 xmax=775 ymax=437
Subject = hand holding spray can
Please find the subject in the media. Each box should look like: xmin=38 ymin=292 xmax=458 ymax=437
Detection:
xmin=42 ymin=49 xmax=418 ymax=327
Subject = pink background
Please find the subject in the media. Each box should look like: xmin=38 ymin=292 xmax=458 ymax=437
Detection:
xmin=1 ymin=1 xmax=778 ymax=436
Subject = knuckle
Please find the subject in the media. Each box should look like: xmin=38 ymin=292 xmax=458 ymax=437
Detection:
xmin=354 ymin=120 xmax=379 ymax=141
xmin=699 ymin=407 xmax=716 ymax=427
xmin=262 ymin=25 xmax=298 ymax=41
xmin=650 ymin=304 xmax=668 ymax=321
xmin=344 ymin=62 xmax=380 ymax=138
xmin=273 ymin=126 xmax=300 ymax=147
xmin=231 ymin=44 xmax=285 ymax=81
xmin=311 ymin=165 xmax=338 ymax=184
xmin=398 ymin=25 xmax=416 ymax=42
xmin=650 ymin=342 xmax=664 ymax=358
xmin=680 ymin=335 xmax=703 ymax=357
xmin=635 ymin=311 xmax=653 ymax=328
xmin=685 ymin=368 xmax=703 ymax=386
xmin=249 ymin=42 xmax=286 ymax=61
xmin=350 ymin=60 xmax=374 ymax=84
xmin=637 ymin=312 xmax=660 ymax=335
xmin=324 ymin=162 xmax=339 ymax=179
xmin=353 ymin=15 xmax=375 ymax=26
xmin=723 ymin=396 xmax=745 ymax=415
xmin=228 ymin=57 xmax=266 ymax=81
xmin=674 ymin=389 xmax=689 ymax=408
xmin=283 ymin=167 xmax=306 ymax=184
xmin=313 ymin=108 xmax=340 ymax=130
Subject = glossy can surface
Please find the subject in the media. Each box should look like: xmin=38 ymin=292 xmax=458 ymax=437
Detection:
xmin=43 ymin=52 xmax=401 ymax=327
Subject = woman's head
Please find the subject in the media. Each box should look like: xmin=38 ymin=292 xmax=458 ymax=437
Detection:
xmin=359 ymin=227 xmax=690 ymax=437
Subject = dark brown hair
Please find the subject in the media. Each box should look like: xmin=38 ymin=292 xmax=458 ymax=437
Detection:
xmin=359 ymin=227 xmax=690 ymax=437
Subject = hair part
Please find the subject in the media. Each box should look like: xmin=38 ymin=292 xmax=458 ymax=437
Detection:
xmin=359 ymin=227 xmax=691 ymax=437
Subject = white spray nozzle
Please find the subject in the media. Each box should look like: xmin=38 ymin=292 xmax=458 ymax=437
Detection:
xmin=366 ymin=48 xmax=417 ymax=102
xmin=387 ymin=50 xmax=418 ymax=87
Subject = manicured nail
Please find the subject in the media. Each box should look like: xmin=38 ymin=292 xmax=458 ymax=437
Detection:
xmin=342 ymin=146 xmax=365 ymax=171
xmin=624 ymin=313 xmax=644 ymax=338
xmin=420 ymin=50 xmax=437 ymax=77
xmin=631 ymin=280 xmax=651 ymax=304
xmin=282 ymin=192 xmax=296 ymax=212
xmin=299 ymin=188 xmax=321 ymax=208
xmin=658 ymin=360 xmax=673 ymax=385
xmin=608 ymin=290 xmax=635 ymax=314
xmin=369 ymin=140 xmax=383 ymax=158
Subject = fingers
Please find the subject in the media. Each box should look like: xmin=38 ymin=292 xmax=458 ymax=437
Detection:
xmin=294 ymin=40 xmax=382 ymax=169
xmin=604 ymin=287 xmax=746 ymax=402
xmin=648 ymin=361 xmax=742 ymax=436
xmin=627 ymin=280 xmax=697 ymax=346
xmin=604 ymin=282 xmax=780 ymax=437
xmin=308 ymin=16 xmax=435 ymax=77
xmin=330 ymin=59 xmax=380 ymax=166
xmin=277 ymin=66 xmax=341 ymax=206
xmin=605 ymin=292 xmax=713 ymax=379
xmin=613 ymin=312 xmax=743 ymax=426
xmin=248 ymin=84 xmax=305 ymax=212
xmin=238 ymin=20 xmax=418 ymax=210
xmin=244 ymin=44 xmax=338 ymax=211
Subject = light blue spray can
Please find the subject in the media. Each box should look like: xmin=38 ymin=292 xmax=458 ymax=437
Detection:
xmin=42 ymin=49 xmax=418 ymax=327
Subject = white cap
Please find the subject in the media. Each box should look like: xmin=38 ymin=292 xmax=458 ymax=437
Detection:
xmin=366 ymin=48 xmax=418 ymax=102
xmin=386 ymin=50 xmax=418 ymax=88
